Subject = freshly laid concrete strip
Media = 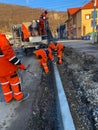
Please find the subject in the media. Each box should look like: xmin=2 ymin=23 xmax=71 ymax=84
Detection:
xmin=53 ymin=63 xmax=76 ymax=130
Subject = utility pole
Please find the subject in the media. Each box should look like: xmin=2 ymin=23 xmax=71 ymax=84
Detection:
xmin=92 ymin=0 xmax=97 ymax=44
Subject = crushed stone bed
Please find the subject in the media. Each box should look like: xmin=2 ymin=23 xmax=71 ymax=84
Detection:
xmin=58 ymin=47 xmax=98 ymax=130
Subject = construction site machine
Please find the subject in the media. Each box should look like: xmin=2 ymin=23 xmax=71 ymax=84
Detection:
xmin=11 ymin=21 xmax=49 ymax=55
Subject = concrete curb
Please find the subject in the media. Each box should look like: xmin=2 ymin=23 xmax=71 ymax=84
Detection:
xmin=53 ymin=63 xmax=76 ymax=130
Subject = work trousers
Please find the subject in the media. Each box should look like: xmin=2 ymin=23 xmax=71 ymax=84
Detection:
xmin=39 ymin=60 xmax=49 ymax=74
xmin=0 ymin=72 xmax=23 ymax=102
xmin=57 ymin=51 xmax=63 ymax=64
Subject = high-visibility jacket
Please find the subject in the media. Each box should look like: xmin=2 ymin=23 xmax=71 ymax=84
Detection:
xmin=35 ymin=49 xmax=48 ymax=73
xmin=35 ymin=49 xmax=48 ymax=64
xmin=57 ymin=43 xmax=65 ymax=54
xmin=49 ymin=42 xmax=65 ymax=54
xmin=49 ymin=42 xmax=65 ymax=64
xmin=48 ymin=43 xmax=57 ymax=51
xmin=43 ymin=48 xmax=54 ymax=61
xmin=57 ymin=43 xmax=65 ymax=64
xmin=35 ymin=48 xmax=53 ymax=73
xmin=35 ymin=48 xmax=54 ymax=62
xmin=0 ymin=33 xmax=21 ymax=77
xmin=22 ymin=23 xmax=31 ymax=41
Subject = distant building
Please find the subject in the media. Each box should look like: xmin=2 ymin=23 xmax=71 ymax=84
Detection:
xmin=65 ymin=0 xmax=98 ymax=39
xmin=57 ymin=24 xmax=66 ymax=39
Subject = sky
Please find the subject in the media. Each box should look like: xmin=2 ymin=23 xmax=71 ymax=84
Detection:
xmin=0 ymin=0 xmax=91 ymax=11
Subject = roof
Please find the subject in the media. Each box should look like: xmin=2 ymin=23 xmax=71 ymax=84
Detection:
xmin=67 ymin=8 xmax=80 ymax=15
xmin=82 ymin=0 xmax=98 ymax=9
xmin=67 ymin=0 xmax=98 ymax=16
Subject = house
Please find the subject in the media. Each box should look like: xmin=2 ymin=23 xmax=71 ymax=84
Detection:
xmin=65 ymin=0 xmax=98 ymax=39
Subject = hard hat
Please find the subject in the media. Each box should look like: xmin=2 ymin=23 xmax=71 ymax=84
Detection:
xmin=32 ymin=20 xmax=35 ymax=22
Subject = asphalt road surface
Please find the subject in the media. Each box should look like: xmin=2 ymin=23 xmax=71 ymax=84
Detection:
xmin=58 ymin=39 xmax=98 ymax=58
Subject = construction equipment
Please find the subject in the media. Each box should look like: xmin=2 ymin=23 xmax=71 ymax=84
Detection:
xmin=11 ymin=21 xmax=48 ymax=55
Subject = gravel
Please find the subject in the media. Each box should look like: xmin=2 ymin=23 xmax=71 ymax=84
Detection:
xmin=58 ymin=47 xmax=98 ymax=130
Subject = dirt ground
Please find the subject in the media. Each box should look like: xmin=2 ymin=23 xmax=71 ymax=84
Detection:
xmin=58 ymin=47 xmax=98 ymax=130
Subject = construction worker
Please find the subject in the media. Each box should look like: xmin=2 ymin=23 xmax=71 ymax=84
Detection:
xmin=38 ymin=15 xmax=46 ymax=35
xmin=28 ymin=20 xmax=37 ymax=36
xmin=41 ymin=10 xmax=48 ymax=34
xmin=41 ymin=10 xmax=48 ymax=21
xmin=22 ymin=23 xmax=31 ymax=41
xmin=48 ymin=41 xmax=65 ymax=64
xmin=35 ymin=46 xmax=54 ymax=74
xmin=36 ymin=20 xmax=40 ymax=35
xmin=0 ymin=33 xmax=29 ymax=103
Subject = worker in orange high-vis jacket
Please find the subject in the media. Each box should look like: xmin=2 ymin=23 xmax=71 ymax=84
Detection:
xmin=35 ymin=47 xmax=54 ymax=74
xmin=0 ymin=33 xmax=29 ymax=103
xmin=22 ymin=23 xmax=31 ymax=41
xmin=48 ymin=42 xmax=65 ymax=64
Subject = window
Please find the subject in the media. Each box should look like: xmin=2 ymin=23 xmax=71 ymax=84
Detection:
xmin=85 ymin=14 xmax=91 ymax=20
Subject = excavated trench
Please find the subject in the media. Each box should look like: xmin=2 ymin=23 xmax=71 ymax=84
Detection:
xmin=26 ymin=47 xmax=98 ymax=130
xmin=27 ymin=63 xmax=59 ymax=130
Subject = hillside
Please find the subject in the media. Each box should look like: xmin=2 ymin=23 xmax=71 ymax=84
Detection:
xmin=0 ymin=3 xmax=67 ymax=34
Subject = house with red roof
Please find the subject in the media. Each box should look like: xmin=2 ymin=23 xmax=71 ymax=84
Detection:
xmin=65 ymin=0 xmax=98 ymax=39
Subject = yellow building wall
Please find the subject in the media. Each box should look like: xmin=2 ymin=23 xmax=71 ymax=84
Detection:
xmin=81 ymin=9 xmax=98 ymax=36
xmin=76 ymin=11 xmax=82 ymax=38
xmin=67 ymin=8 xmax=98 ymax=39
